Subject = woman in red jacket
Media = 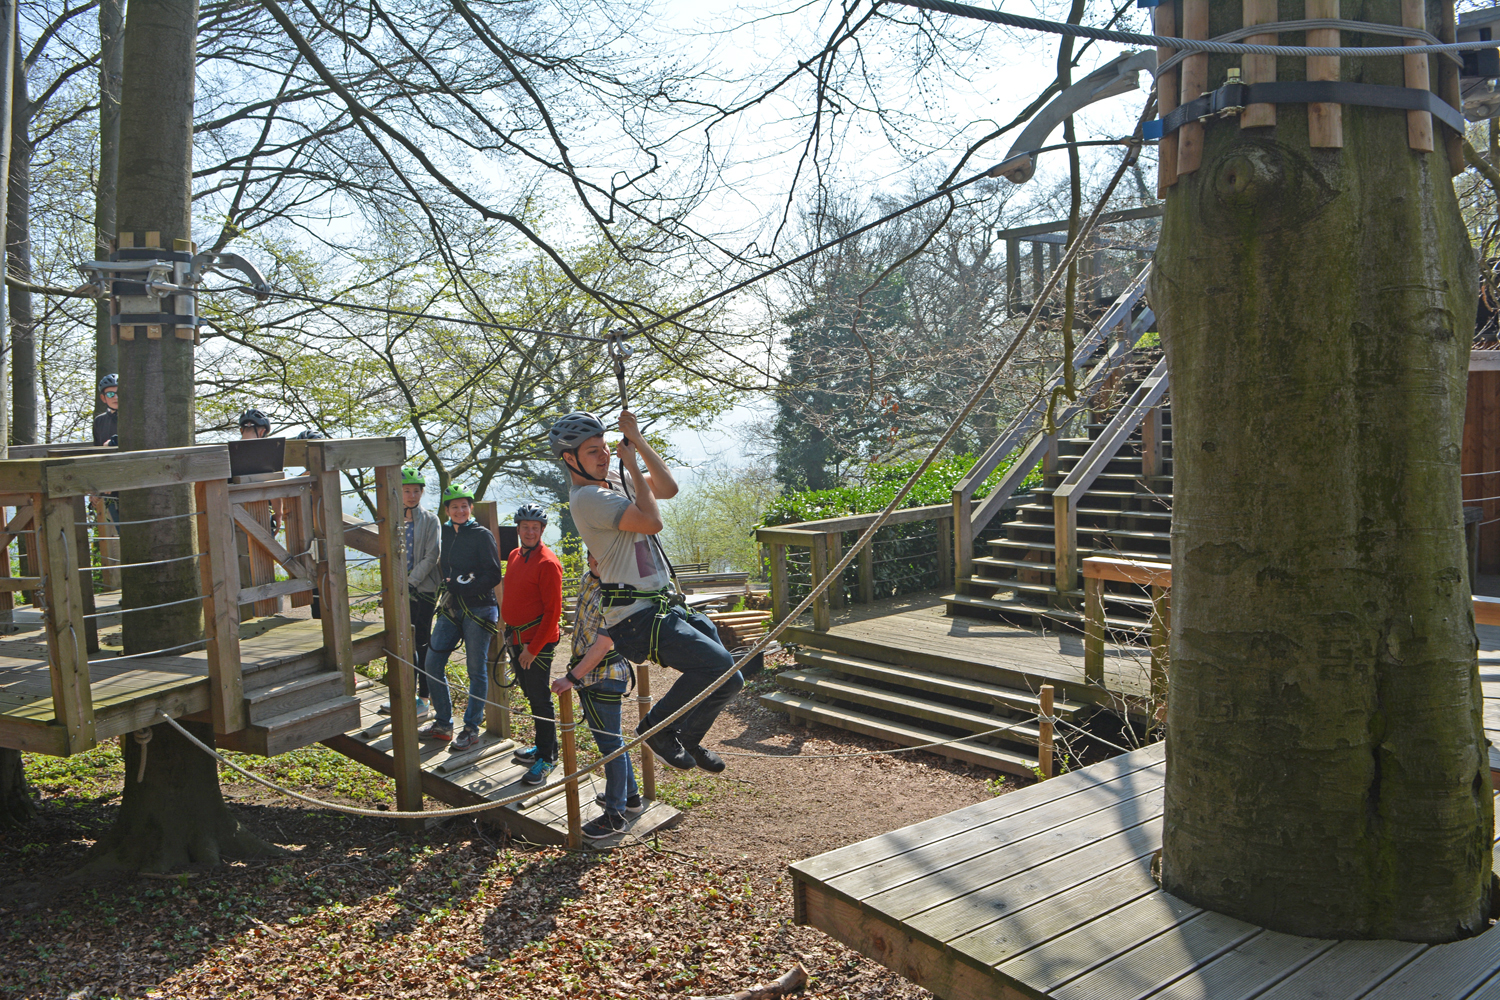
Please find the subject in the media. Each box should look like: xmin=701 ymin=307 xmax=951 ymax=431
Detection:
xmin=501 ymin=502 xmax=564 ymax=785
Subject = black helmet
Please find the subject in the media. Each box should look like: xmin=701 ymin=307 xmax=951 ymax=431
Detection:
xmin=238 ymin=408 xmax=271 ymax=430
xmin=515 ymin=502 xmax=549 ymax=526
xmin=548 ymin=411 xmax=606 ymax=457
xmin=97 ymin=373 xmax=118 ymax=392
xmin=293 ymin=429 xmax=324 ymax=440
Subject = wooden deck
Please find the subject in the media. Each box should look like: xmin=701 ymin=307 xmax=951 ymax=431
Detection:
xmin=791 ymin=739 xmax=1500 ymax=1000
xmin=0 ymin=595 xmax=383 ymax=754
xmin=324 ymin=686 xmax=681 ymax=848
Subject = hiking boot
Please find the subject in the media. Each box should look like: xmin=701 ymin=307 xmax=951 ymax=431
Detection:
xmin=638 ymin=726 xmax=695 ymax=770
xmin=595 ymin=792 xmax=645 ymax=815
xmin=418 ymin=722 xmax=453 ymax=743
xmin=685 ymin=743 xmax=726 ymax=773
xmin=512 ymin=744 xmax=540 ymax=765
xmin=450 ymin=729 xmax=480 ymax=752
xmin=521 ymin=758 xmax=555 ymax=786
xmin=581 ymin=810 xmax=628 ymax=842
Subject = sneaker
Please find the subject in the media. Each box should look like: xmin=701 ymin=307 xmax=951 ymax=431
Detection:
xmin=638 ymin=726 xmax=696 ymax=770
xmin=512 ymin=744 xmax=540 ymax=765
xmin=450 ymin=729 xmax=480 ymax=752
xmin=685 ymin=743 xmax=726 ymax=773
xmin=595 ymin=792 xmax=645 ymax=815
xmin=415 ymin=697 xmax=433 ymax=721
xmin=520 ymin=758 xmax=555 ymax=786
xmin=377 ymin=700 xmax=393 ymax=715
xmin=418 ymin=722 xmax=453 ymax=742
xmin=581 ymin=810 xmax=628 ymax=841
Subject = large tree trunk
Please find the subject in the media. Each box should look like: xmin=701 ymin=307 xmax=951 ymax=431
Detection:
xmin=94 ymin=0 xmax=122 ymax=386
xmin=1152 ymin=0 xmax=1491 ymax=942
xmin=89 ymin=0 xmax=277 ymax=871
xmin=6 ymin=43 xmax=29 ymax=446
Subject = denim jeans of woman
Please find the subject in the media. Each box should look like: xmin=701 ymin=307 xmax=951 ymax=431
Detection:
xmin=577 ymin=676 xmax=639 ymax=812
xmin=425 ymin=605 xmax=499 ymax=733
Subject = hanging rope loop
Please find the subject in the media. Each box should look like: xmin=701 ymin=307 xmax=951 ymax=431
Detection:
xmin=132 ymin=727 xmax=153 ymax=783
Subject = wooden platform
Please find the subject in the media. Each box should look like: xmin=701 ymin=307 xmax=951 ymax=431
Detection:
xmin=791 ymin=739 xmax=1500 ymax=1000
xmin=323 ymin=686 xmax=681 ymax=848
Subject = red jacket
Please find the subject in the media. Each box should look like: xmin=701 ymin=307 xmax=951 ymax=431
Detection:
xmin=500 ymin=543 xmax=563 ymax=654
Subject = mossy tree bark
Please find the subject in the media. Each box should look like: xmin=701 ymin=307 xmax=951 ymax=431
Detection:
xmin=0 ymin=747 xmax=33 ymax=828
xmin=88 ymin=0 xmax=276 ymax=872
xmin=1151 ymin=0 xmax=1492 ymax=942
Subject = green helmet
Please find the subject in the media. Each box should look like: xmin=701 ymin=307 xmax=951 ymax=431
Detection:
xmin=401 ymin=467 xmax=425 ymax=486
xmin=441 ymin=483 xmax=476 ymax=507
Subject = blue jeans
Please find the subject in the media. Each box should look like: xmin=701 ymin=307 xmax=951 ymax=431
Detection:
xmin=608 ymin=603 xmax=743 ymax=742
xmin=425 ymin=605 xmax=499 ymax=733
xmin=578 ymin=676 xmax=639 ymax=812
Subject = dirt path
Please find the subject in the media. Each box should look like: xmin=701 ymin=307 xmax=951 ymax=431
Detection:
xmin=0 ymin=659 xmax=1016 ymax=999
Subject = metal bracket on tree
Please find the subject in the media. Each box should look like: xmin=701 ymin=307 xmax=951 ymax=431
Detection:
xmin=76 ymin=246 xmax=272 ymax=345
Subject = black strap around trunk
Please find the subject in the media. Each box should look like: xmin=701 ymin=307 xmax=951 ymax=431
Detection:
xmin=1145 ymin=80 xmax=1464 ymax=140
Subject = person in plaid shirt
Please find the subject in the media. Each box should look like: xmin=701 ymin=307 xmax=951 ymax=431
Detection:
xmin=551 ymin=552 xmax=641 ymax=840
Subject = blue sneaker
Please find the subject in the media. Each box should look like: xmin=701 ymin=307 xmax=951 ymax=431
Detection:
xmin=520 ymin=758 xmax=555 ymax=786
xmin=512 ymin=745 xmax=540 ymax=765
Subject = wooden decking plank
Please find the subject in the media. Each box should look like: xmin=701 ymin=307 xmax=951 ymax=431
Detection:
xmin=1052 ymin=910 xmax=1260 ymax=1000
xmin=946 ymin=852 xmax=1161 ymax=967
xmin=1143 ymin=932 xmax=1333 ymax=1000
xmin=856 ymin=787 xmax=1165 ymax=921
xmin=795 ymin=743 xmax=1165 ymax=883
xmin=1458 ymin=969 xmax=1500 ymax=1000
xmin=997 ymin=890 xmax=1201 ymax=994
xmin=1354 ymin=923 xmax=1500 ymax=1000
xmin=909 ymin=816 xmax=1164 ymax=943
xmin=1251 ymin=940 xmax=1424 ymax=1000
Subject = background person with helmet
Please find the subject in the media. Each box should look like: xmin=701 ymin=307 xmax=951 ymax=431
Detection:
xmin=380 ymin=468 xmax=441 ymax=721
xmin=92 ymin=374 xmax=118 ymax=446
xmin=238 ymin=409 xmax=271 ymax=438
xmin=552 ymin=410 xmax=742 ymax=774
xmin=500 ymin=502 xmax=564 ymax=786
xmin=419 ymin=484 xmax=503 ymax=752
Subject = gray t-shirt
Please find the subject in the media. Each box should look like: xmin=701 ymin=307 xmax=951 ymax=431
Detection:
xmin=570 ymin=476 xmax=671 ymax=626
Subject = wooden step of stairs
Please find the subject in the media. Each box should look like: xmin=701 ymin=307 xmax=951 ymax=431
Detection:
xmin=759 ymin=689 xmax=1040 ymax=778
xmin=219 ymin=694 xmax=363 ymax=757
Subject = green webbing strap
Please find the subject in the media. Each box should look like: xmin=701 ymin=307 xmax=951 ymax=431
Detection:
xmin=436 ymin=587 xmax=502 ymax=636
xmin=600 ymin=584 xmax=680 ymax=664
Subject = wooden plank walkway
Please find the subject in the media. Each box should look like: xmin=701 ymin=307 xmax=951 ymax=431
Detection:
xmin=324 ymin=686 xmax=680 ymax=848
xmin=791 ymin=740 xmax=1500 ymax=1000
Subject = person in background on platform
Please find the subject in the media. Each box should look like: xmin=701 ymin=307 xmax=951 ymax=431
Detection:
xmin=503 ymin=503 xmax=564 ymax=786
xmin=419 ymin=484 xmax=503 ymax=752
xmin=552 ymin=410 xmax=750 ymax=774
xmin=552 ymin=551 xmax=641 ymax=840
xmin=380 ymin=467 xmax=440 ymax=721
xmin=92 ymin=374 xmax=118 ymax=446
xmin=238 ymin=409 xmax=271 ymax=439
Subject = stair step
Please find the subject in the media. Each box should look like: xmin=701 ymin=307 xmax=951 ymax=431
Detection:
xmin=974 ymin=555 xmax=1056 ymax=573
xmin=961 ymin=577 xmax=1159 ymax=610
xmin=1081 ymin=527 xmax=1172 ymax=542
xmin=758 ymin=690 xmax=1041 ymax=778
xmin=220 ymin=695 xmax=362 ymax=757
xmin=987 ymin=538 xmax=1171 ymax=564
xmin=1074 ymin=507 xmax=1173 ymax=520
xmin=246 ymin=671 xmax=347 ymax=724
xmin=238 ymin=648 xmax=327 ymax=688
xmin=795 ymin=648 xmax=1087 ymax=720
xmin=943 ymin=592 xmax=1148 ymax=632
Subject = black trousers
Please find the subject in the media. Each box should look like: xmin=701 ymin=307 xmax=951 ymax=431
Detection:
xmin=509 ymin=640 xmax=558 ymax=762
xmin=411 ymin=594 xmax=436 ymax=698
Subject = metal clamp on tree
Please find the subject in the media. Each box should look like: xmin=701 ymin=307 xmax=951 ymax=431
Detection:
xmin=75 ymin=245 xmax=271 ymax=346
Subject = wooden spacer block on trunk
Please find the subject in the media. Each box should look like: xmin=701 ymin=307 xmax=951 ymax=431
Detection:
xmin=1155 ymin=3 xmax=1179 ymax=193
xmin=1177 ymin=0 xmax=1209 ymax=175
xmin=1306 ymin=0 xmax=1343 ymax=147
xmin=1402 ymin=0 xmax=1434 ymax=152
xmin=1240 ymin=0 xmax=1277 ymax=128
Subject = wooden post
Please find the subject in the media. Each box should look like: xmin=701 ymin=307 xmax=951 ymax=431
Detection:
xmin=1177 ymin=0 xmax=1209 ymax=175
xmin=953 ymin=491 xmax=974 ymax=589
xmin=283 ymin=487 xmax=314 ymax=609
xmin=1140 ymin=406 xmax=1164 ymax=481
xmin=935 ymin=516 xmax=952 ymax=588
xmin=769 ymin=542 xmax=788 ymax=622
xmin=1402 ymin=0 xmax=1434 ymax=152
xmin=0 ymin=506 xmax=14 ymax=618
xmin=809 ymin=537 xmax=831 ymax=633
xmin=310 ymin=445 xmax=356 ymax=694
xmin=825 ymin=532 xmax=844 ymax=610
xmin=558 ymin=691 xmax=582 ymax=849
xmin=472 ymin=501 xmax=511 ymax=739
xmin=375 ymin=464 xmax=422 ymax=820
xmin=636 ymin=660 xmax=656 ymax=801
xmin=1053 ymin=493 xmax=1079 ymax=593
xmin=1039 ymin=684 xmax=1055 ymax=780
xmin=1307 ymin=0 xmax=1343 ymax=148
xmin=1155 ymin=1 xmax=1179 ymax=193
xmin=1240 ymin=0 xmax=1277 ymax=128
xmin=195 ymin=479 xmax=245 ymax=734
xmin=1084 ymin=574 xmax=1105 ymax=686
xmin=37 ymin=494 xmax=95 ymax=753
xmin=857 ymin=537 xmax=875 ymax=604
xmin=71 ymin=495 xmax=99 ymax=654
xmin=91 ymin=496 xmax=121 ymax=589
xmin=1150 ymin=584 xmax=1171 ymax=705
xmin=1006 ymin=237 xmax=1021 ymax=311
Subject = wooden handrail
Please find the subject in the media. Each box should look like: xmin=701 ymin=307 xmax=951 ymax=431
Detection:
xmin=226 ymin=474 xmax=315 ymax=504
xmin=1082 ymin=556 xmax=1172 ymax=587
xmin=1054 ymin=357 xmax=1170 ymax=592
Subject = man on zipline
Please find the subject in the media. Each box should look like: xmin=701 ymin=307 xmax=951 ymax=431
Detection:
xmin=552 ymin=410 xmax=741 ymax=772
xmin=502 ymin=503 xmax=564 ymax=786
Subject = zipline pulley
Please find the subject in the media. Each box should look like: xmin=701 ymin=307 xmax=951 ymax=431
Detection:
xmin=607 ymin=330 xmax=633 ymax=412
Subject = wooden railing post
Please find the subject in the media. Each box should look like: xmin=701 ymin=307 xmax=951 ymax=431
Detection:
xmin=1054 ymin=493 xmax=1079 ymax=594
xmin=90 ymin=496 xmax=121 ymax=589
xmin=0 ymin=506 xmax=15 ymax=620
xmin=1039 ymin=684 xmax=1055 ymax=780
xmin=375 ymin=464 xmax=422 ymax=819
xmin=195 ymin=478 xmax=246 ymax=734
xmin=953 ymin=490 xmax=974 ymax=589
xmin=558 ymin=691 xmax=582 ymax=849
xmin=769 ymin=543 xmax=788 ymax=622
xmin=1083 ymin=574 xmax=1105 ymax=686
xmin=472 ymin=501 xmax=511 ymax=739
xmin=809 ymin=537 xmax=832 ymax=632
xmin=825 ymin=532 xmax=844 ymax=610
xmin=71 ymin=495 xmax=99 ymax=654
xmin=37 ymin=494 xmax=95 ymax=753
xmin=1150 ymin=585 xmax=1171 ymax=705
xmin=1140 ymin=406 xmax=1163 ymax=480
xmin=283 ymin=488 xmax=314 ymax=610
xmin=636 ymin=661 xmax=656 ymax=801
xmin=310 ymin=445 xmax=356 ymax=694
xmin=935 ymin=516 xmax=952 ymax=588
xmin=857 ymin=539 xmax=875 ymax=604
